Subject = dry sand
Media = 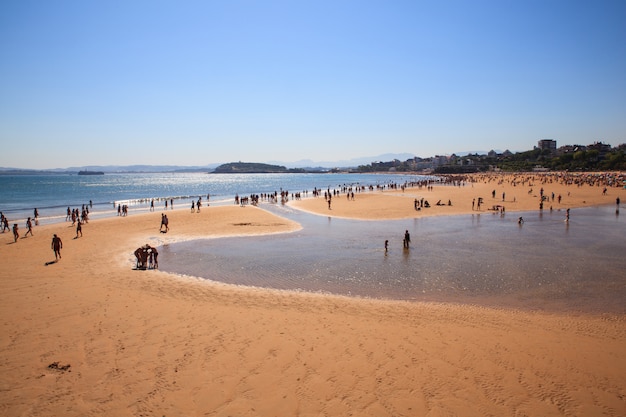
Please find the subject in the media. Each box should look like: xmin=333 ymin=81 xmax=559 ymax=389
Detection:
xmin=291 ymin=172 xmax=625 ymax=220
xmin=1 ymin=173 xmax=625 ymax=416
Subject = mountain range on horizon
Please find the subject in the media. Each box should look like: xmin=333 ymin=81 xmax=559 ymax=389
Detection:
xmin=0 ymin=151 xmax=500 ymax=173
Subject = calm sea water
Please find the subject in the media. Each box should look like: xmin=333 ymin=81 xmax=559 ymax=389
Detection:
xmin=161 ymin=204 xmax=626 ymax=314
xmin=0 ymin=172 xmax=425 ymax=225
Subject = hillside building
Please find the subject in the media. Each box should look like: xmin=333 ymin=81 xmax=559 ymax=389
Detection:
xmin=537 ymin=139 xmax=557 ymax=151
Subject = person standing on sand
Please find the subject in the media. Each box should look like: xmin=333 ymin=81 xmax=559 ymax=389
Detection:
xmin=12 ymin=224 xmax=19 ymax=242
xmin=403 ymin=230 xmax=411 ymax=249
xmin=149 ymin=246 xmax=158 ymax=269
xmin=76 ymin=220 xmax=82 ymax=238
xmin=160 ymin=213 xmax=166 ymax=231
xmin=51 ymin=234 xmax=62 ymax=259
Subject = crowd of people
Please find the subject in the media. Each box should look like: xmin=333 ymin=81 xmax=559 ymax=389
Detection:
xmin=2 ymin=209 xmax=41 ymax=243
xmin=134 ymin=244 xmax=159 ymax=270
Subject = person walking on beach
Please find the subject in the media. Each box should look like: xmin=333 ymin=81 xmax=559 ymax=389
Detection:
xmin=160 ymin=213 xmax=169 ymax=232
xmin=76 ymin=220 xmax=82 ymax=238
xmin=384 ymin=239 xmax=389 ymax=253
xmin=403 ymin=230 xmax=411 ymax=249
xmin=12 ymin=224 xmax=19 ymax=242
xmin=25 ymin=217 xmax=34 ymax=237
xmin=160 ymin=213 xmax=166 ymax=231
xmin=51 ymin=234 xmax=62 ymax=260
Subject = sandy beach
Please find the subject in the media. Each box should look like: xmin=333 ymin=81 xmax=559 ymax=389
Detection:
xmin=1 ymin=173 xmax=625 ymax=416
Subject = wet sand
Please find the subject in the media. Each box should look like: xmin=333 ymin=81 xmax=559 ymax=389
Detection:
xmin=0 ymin=173 xmax=625 ymax=416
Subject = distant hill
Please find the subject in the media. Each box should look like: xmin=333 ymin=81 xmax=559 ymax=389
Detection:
xmin=65 ymin=164 xmax=220 ymax=173
xmin=272 ymin=153 xmax=417 ymax=169
xmin=213 ymin=162 xmax=304 ymax=173
xmin=0 ymin=164 xmax=220 ymax=174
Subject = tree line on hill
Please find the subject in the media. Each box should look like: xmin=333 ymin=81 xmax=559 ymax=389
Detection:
xmin=356 ymin=143 xmax=626 ymax=173
xmin=212 ymin=162 xmax=307 ymax=173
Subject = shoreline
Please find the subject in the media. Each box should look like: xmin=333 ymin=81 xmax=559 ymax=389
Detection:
xmin=0 ymin=171 xmax=433 ymax=227
xmin=1 ymin=172 xmax=625 ymax=416
xmin=290 ymin=171 xmax=625 ymax=220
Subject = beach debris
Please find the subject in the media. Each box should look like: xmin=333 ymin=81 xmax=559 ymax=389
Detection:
xmin=47 ymin=362 xmax=71 ymax=372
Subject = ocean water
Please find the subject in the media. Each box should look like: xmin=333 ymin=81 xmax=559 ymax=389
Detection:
xmin=160 ymin=204 xmax=626 ymax=314
xmin=0 ymin=172 xmax=425 ymax=225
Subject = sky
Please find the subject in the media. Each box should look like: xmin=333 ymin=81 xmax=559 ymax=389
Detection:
xmin=1 ymin=0 xmax=625 ymax=169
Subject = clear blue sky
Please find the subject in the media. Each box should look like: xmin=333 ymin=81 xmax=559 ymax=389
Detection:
xmin=1 ymin=0 xmax=625 ymax=169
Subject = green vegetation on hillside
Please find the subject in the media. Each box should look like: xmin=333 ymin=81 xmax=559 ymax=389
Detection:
xmin=356 ymin=143 xmax=626 ymax=173
xmin=212 ymin=162 xmax=306 ymax=173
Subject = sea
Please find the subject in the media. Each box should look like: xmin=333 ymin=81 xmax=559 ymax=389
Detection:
xmin=2 ymin=172 xmax=624 ymax=313
xmin=0 ymin=172 xmax=423 ymax=225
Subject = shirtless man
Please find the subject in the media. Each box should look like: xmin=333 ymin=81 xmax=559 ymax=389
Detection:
xmin=51 ymin=234 xmax=62 ymax=259
xmin=134 ymin=247 xmax=148 ymax=269
xmin=149 ymin=246 xmax=158 ymax=269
